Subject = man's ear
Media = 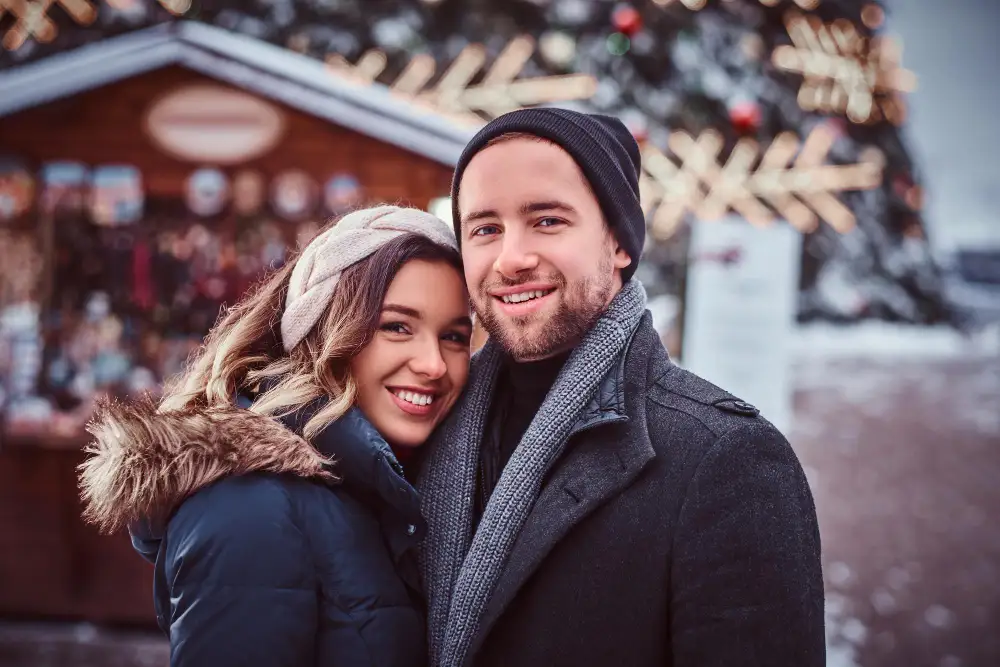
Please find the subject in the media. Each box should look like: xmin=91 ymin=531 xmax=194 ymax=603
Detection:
xmin=606 ymin=226 xmax=632 ymax=270
xmin=613 ymin=244 xmax=632 ymax=270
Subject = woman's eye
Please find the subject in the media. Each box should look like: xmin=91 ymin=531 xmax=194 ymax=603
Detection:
xmin=380 ymin=322 xmax=409 ymax=335
xmin=443 ymin=331 xmax=471 ymax=345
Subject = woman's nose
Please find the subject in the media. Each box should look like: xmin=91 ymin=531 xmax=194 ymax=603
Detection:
xmin=409 ymin=339 xmax=447 ymax=380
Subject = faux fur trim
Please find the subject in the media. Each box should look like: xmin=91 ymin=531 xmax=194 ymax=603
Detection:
xmin=79 ymin=397 xmax=336 ymax=535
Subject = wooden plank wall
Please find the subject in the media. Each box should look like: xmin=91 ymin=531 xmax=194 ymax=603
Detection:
xmin=0 ymin=445 xmax=155 ymax=625
xmin=0 ymin=65 xmax=453 ymax=210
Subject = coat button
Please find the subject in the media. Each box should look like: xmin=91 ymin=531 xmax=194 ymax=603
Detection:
xmin=406 ymin=524 xmax=416 ymax=536
xmin=714 ymin=398 xmax=759 ymax=416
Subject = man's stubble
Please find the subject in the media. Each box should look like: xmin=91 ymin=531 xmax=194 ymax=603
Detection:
xmin=473 ymin=253 xmax=615 ymax=362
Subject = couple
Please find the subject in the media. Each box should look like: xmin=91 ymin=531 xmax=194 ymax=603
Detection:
xmin=80 ymin=109 xmax=825 ymax=667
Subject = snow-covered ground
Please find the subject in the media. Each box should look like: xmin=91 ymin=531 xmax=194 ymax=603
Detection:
xmin=789 ymin=323 xmax=999 ymax=667
xmin=793 ymin=321 xmax=1000 ymax=360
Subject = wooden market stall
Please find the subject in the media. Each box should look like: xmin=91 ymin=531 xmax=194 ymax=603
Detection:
xmin=0 ymin=21 xmax=469 ymax=625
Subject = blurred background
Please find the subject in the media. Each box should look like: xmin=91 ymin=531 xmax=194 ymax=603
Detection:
xmin=0 ymin=0 xmax=997 ymax=665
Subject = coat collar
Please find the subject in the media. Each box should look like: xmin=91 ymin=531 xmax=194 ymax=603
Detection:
xmin=252 ymin=395 xmax=426 ymax=539
xmin=568 ymin=331 xmax=631 ymax=436
xmin=248 ymin=394 xmax=427 ymax=594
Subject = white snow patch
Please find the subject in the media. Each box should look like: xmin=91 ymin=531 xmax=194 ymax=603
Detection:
xmin=647 ymin=294 xmax=680 ymax=338
xmin=825 ymin=592 xmax=865 ymax=667
xmin=793 ymin=321 xmax=1000 ymax=359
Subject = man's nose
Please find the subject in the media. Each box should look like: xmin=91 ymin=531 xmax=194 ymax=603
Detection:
xmin=493 ymin=231 xmax=539 ymax=278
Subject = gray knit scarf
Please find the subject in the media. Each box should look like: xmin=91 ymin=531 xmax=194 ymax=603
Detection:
xmin=419 ymin=279 xmax=647 ymax=667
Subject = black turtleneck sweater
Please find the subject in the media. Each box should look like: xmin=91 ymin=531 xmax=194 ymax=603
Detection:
xmin=475 ymin=351 xmax=571 ymax=522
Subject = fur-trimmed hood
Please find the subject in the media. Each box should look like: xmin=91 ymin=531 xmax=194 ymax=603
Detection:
xmin=79 ymin=397 xmax=334 ymax=535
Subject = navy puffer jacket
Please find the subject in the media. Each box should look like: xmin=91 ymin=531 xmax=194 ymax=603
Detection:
xmin=86 ymin=394 xmax=426 ymax=667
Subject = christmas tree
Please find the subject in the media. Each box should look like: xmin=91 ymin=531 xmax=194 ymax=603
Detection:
xmin=0 ymin=0 xmax=952 ymax=325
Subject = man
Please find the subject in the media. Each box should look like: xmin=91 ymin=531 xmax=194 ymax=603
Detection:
xmin=418 ymin=108 xmax=825 ymax=667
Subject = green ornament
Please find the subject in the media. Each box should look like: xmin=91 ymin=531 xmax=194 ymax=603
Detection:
xmin=606 ymin=32 xmax=631 ymax=56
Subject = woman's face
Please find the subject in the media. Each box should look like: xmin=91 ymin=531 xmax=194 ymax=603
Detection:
xmin=350 ymin=259 xmax=472 ymax=450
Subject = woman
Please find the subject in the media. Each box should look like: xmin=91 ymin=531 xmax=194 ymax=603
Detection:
xmin=78 ymin=206 xmax=471 ymax=667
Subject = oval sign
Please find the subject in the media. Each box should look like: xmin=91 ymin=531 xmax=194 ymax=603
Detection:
xmin=145 ymin=84 xmax=286 ymax=164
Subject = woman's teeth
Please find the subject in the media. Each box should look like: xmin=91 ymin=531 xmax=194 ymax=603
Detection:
xmin=501 ymin=289 xmax=550 ymax=304
xmin=393 ymin=390 xmax=435 ymax=406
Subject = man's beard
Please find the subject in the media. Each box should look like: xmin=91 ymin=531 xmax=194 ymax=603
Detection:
xmin=473 ymin=258 xmax=615 ymax=362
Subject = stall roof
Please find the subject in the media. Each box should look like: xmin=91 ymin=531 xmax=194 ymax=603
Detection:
xmin=0 ymin=21 xmax=475 ymax=167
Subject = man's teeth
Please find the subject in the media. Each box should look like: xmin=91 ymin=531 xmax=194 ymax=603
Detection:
xmin=394 ymin=390 xmax=435 ymax=406
xmin=501 ymin=290 xmax=549 ymax=304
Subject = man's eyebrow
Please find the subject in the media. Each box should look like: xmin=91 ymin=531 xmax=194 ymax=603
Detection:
xmin=519 ymin=201 xmax=577 ymax=216
xmin=460 ymin=209 xmax=498 ymax=227
xmin=461 ymin=201 xmax=577 ymax=227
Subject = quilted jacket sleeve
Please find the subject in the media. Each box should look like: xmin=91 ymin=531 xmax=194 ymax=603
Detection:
xmin=670 ymin=420 xmax=826 ymax=667
xmin=163 ymin=476 xmax=319 ymax=667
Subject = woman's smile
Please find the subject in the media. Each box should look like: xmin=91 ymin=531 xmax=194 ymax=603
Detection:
xmin=387 ymin=386 xmax=440 ymax=417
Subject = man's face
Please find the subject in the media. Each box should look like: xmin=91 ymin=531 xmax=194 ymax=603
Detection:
xmin=457 ymin=137 xmax=632 ymax=361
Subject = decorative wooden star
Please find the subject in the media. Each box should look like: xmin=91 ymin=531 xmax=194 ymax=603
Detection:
xmin=640 ymin=125 xmax=885 ymax=239
xmin=0 ymin=0 xmax=96 ymax=50
xmin=772 ymin=11 xmax=917 ymax=125
xmin=326 ymin=35 xmax=598 ymax=125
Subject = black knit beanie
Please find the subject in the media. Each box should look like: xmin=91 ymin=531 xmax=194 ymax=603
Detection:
xmin=450 ymin=108 xmax=645 ymax=282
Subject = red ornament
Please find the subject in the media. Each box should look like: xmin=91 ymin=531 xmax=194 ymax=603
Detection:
xmin=629 ymin=124 xmax=648 ymax=145
xmin=729 ymin=101 xmax=762 ymax=135
xmin=612 ymin=5 xmax=643 ymax=37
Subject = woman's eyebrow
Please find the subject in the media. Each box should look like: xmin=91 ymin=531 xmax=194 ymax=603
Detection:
xmin=382 ymin=304 xmax=420 ymax=318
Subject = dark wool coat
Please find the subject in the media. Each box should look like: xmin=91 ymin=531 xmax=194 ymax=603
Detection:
xmin=427 ymin=313 xmax=826 ymax=667
xmin=82 ymin=397 xmax=426 ymax=667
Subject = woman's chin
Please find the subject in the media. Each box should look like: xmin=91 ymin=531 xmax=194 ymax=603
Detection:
xmin=377 ymin=422 xmax=432 ymax=451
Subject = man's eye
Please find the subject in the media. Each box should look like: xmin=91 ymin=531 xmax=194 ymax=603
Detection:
xmin=471 ymin=225 xmax=500 ymax=237
xmin=537 ymin=217 xmax=563 ymax=227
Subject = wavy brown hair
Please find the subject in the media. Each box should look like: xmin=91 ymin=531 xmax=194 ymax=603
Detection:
xmin=159 ymin=225 xmax=462 ymax=440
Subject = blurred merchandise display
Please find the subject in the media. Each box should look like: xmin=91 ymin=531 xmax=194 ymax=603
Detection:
xmin=0 ymin=160 xmax=331 ymax=443
xmin=40 ymin=161 xmax=88 ymax=214
xmin=0 ymin=156 xmax=34 ymax=221
xmin=186 ymin=168 xmax=230 ymax=217
xmin=233 ymin=169 xmax=266 ymax=216
xmin=271 ymin=169 xmax=319 ymax=221
xmin=324 ymin=173 xmax=365 ymax=215
xmin=90 ymin=165 xmax=144 ymax=226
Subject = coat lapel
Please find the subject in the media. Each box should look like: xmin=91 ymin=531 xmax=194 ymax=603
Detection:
xmin=467 ymin=320 xmax=659 ymax=658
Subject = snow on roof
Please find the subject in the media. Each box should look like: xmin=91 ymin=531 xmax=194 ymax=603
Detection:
xmin=0 ymin=21 xmax=475 ymax=167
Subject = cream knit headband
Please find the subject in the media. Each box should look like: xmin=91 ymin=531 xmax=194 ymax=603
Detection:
xmin=281 ymin=205 xmax=458 ymax=352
